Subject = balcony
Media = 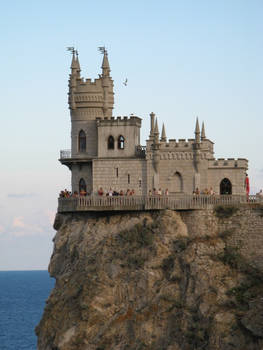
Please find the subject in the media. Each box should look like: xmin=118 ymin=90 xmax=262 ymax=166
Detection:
xmin=60 ymin=149 xmax=71 ymax=159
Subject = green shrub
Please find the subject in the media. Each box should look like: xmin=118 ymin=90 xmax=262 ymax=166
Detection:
xmin=218 ymin=246 xmax=241 ymax=268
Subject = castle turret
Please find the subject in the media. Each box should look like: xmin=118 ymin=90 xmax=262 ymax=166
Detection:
xmin=149 ymin=112 xmax=155 ymax=139
xmin=161 ymin=123 xmax=167 ymax=142
xmin=201 ymin=121 xmax=206 ymax=141
xmin=195 ymin=117 xmax=200 ymax=144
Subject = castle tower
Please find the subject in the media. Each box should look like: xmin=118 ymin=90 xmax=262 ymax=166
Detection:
xmin=68 ymin=48 xmax=114 ymax=158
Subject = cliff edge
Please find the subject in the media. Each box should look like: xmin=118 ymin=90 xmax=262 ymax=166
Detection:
xmin=36 ymin=207 xmax=263 ymax=350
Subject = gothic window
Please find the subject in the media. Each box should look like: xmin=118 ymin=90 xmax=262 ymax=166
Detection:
xmin=79 ymin=130 xmax=86 ymax=152
xmin=79 ymin=178 xmax=86 ymax=193
xmin=118 ymin=135 xmax=125 ymax=149
xmin=108 ymin=136 xmax=114 ymax=149
xmin=220 ymin=178 xmax=232 ymax=195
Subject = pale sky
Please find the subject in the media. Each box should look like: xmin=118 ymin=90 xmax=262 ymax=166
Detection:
xmin=1 ymin=0 xmax=262 ymax=270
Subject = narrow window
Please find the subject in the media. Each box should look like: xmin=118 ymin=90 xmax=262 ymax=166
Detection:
xmin=139 ymin=179 xmax=142 ymax=188
xmin=118 ymin=135 xmax=125 ymax=149
xmin=79 ymin=130 xmax=86 ymax=152
xmin=79 ymin=178 xmax=87 ymax=194
xmin=128 ymin=174 xmax=130 ymax=184
xmin=116 ymin=168 xmax=118 ymax=178
xmin=108 ymin=136 xmax=114 ymax=149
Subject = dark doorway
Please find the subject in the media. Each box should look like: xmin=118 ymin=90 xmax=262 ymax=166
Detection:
xmin=79 ymin=178 xmax=87 ymax=193
xmin=220 ymin=178 xmax=232 ymax=194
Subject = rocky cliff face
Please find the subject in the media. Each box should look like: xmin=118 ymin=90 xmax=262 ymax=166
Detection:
xmin=36 ymin=207 xmax=263 ymax=350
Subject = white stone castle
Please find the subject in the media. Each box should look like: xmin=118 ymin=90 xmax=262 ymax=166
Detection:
xmin=60 ymin=48 xmax=248 ymax=196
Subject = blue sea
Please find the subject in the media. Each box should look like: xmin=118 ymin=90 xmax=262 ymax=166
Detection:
xmin=0 ymin=270 xmax=55 ymax=350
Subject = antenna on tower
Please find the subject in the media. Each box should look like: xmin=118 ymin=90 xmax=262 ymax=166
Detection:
xmin=67 ymin=47 xmax=76 ymax=55
xmin=98 ymin=46 xmax=107 ymax=54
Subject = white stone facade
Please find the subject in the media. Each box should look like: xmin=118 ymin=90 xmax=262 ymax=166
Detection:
xmin=60 ymin=49 xmax=248 ymax=196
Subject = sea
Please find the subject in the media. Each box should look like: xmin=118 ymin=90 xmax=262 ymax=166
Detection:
xmin=0 ymin=270 xmax=55 ymax=350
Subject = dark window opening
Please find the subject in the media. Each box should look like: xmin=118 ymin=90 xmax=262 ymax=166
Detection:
xmin=79 ymin=130 xmax=86 ymax=152
xmin=128 ymin=174 xmax=130 ymax=184
xmin=108 ymin=136 xmax=114 ymax=149
xmin=139 ymin=179 xmax=142 ymax=188
xmin=79 ymin=178 xmax=87 ymax=194
xmin=220 ymin=178 xmax=232 ymax=195
xmin=116 ymin=168 xmax=118 ymax=178
xmin=118 ymin=135 xmax=125 ymax=149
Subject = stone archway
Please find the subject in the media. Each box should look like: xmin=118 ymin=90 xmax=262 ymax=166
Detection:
xmin=220 ymin=178 xmax=232 ymax=195
xmin=169 ymin=172 xmax=183 ymax=193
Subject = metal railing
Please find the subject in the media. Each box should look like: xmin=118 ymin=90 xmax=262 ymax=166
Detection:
xmin=60 ymin=149 xmax=71 ymax=159
xmin=58 ymin=194 xmax=262 ymax=213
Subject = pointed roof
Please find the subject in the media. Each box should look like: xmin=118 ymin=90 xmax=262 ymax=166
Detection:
xmin=101 ymin=50 xmax=111 ymax=76
xmin=201 ymin=121 xmax=206 ymax=140
xmin=195 ymin=117 xmax=200 ymax=134
xmin=70 ymin=51 xmax=78 ymax=70
xmin=161 ymin=123 xmax=167 ymax=141
xmin=76 ymin=51 xmax=81 ymax=71
xmin=195 ymin=117 xmax=200 ymax=143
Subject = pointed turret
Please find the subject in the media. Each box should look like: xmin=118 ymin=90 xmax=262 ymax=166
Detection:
xmin=70 ymin=50 xmax=78 ymax=71
xmin=154 ymin=118 xmax=159 ymax=134
xmin=195 ymin=117 xmax=200 ymax=143
xmin=154 ymin=118 xmax=159 ymax=144
xmin=75 ymin=50 xmax=81 ymax=79
xmin=201 ymin=121 xmax=206 ymax=140
xmin=161 ymin=123 xmax=167 ymax=142
xmin=150 ymin=112 xmax=155 ymax=139
xmin=101 ymin=49 xmax=111 ymax=77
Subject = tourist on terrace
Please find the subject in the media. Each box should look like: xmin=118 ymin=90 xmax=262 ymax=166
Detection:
xmin=80 ymin=189 xmax=86 ymax=196
xmin=98 ymin=187 xmax=104 ymax=196
xmin=165 ymin=188 xmax=169 ymax=196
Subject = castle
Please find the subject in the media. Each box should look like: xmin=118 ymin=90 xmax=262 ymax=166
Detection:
xmin=60 ymin=49 xmax=248 ymax=197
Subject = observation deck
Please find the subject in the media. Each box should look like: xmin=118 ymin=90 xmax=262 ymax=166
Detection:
xmin=58 ymin=195 xmax=261 ymax=213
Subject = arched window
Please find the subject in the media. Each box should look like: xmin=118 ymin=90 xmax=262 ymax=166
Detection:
xmin=79 ymin=178 xmax=86 ymax=193
xmin=79 ymin=130 xmax=86 ymax=152
xmin=220 ymin=178 xmax=232 ymax=195
xmin=118 ymin=135 xmax=125 ymax=149
xmin=108 ymin=135 xmax=114 ymax=149
xmin=169 ymin=171 xmax=183 ymax=193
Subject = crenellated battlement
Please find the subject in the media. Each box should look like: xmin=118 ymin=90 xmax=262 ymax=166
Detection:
xmin=208 ymin=158 xmax=248 ymax=168
xmin=96 ymin=115 xmax=141 ymax=127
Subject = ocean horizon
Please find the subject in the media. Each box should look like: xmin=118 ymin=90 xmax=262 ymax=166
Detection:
xmin=0 ymin=270 xmax=55 ymax=350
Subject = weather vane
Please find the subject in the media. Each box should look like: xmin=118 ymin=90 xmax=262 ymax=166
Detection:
xmin=98 ymin=46 xmax=107 ymax=54
xmin=67 ymin=47 xmax=76 ymax=55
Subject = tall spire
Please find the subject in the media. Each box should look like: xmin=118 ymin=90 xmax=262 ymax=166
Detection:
xmin=154 ymin=118 xmax=159 ymax=134
xmin=75 ymin=50 xmax=81 ymax=78
xmin=161 ymin=123 xmax=167 ymax=142
xmin=201 ymin=121 xmax=206 ymax=140
xmin=70 ymin=50 xmax=78 ymax=71
xmin=195 ymin=117 xmax=200 ymax=143
xmin=150 ymin=112 xmax=155 ymax=138
xmin=101 ymin=49 xmax=110 ymax=77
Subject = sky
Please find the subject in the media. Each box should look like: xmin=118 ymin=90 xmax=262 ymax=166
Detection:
xmin=0 ymin=0 xmax=262 ymax=270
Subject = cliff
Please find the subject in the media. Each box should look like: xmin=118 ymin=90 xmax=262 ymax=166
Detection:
xmin=36 ymin=206 xmax=263 ymax=350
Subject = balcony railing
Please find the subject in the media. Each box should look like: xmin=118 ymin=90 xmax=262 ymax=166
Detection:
xmin=58 ymin=194 xmax=262 ymax=213
xmin=135 ymin=145 xmax=146 ymax=158
xmin=60 ymin=149 xmax=71 ymax=159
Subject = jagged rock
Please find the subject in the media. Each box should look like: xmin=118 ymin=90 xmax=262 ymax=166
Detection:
xmin=36 ymin=209 xmax=263 ymax=350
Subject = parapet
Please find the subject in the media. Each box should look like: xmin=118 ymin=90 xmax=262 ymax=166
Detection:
xmin=97 ymin=115 xmax=142 ymax=127
xmin=208 ymin=158 xmax=248 ymax=169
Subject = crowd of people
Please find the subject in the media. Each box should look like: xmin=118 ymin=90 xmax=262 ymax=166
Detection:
xmin=59 ymin=186 xmax=263 ymax=199
xmin=193 ymin=187 xmax=215 ymax=195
